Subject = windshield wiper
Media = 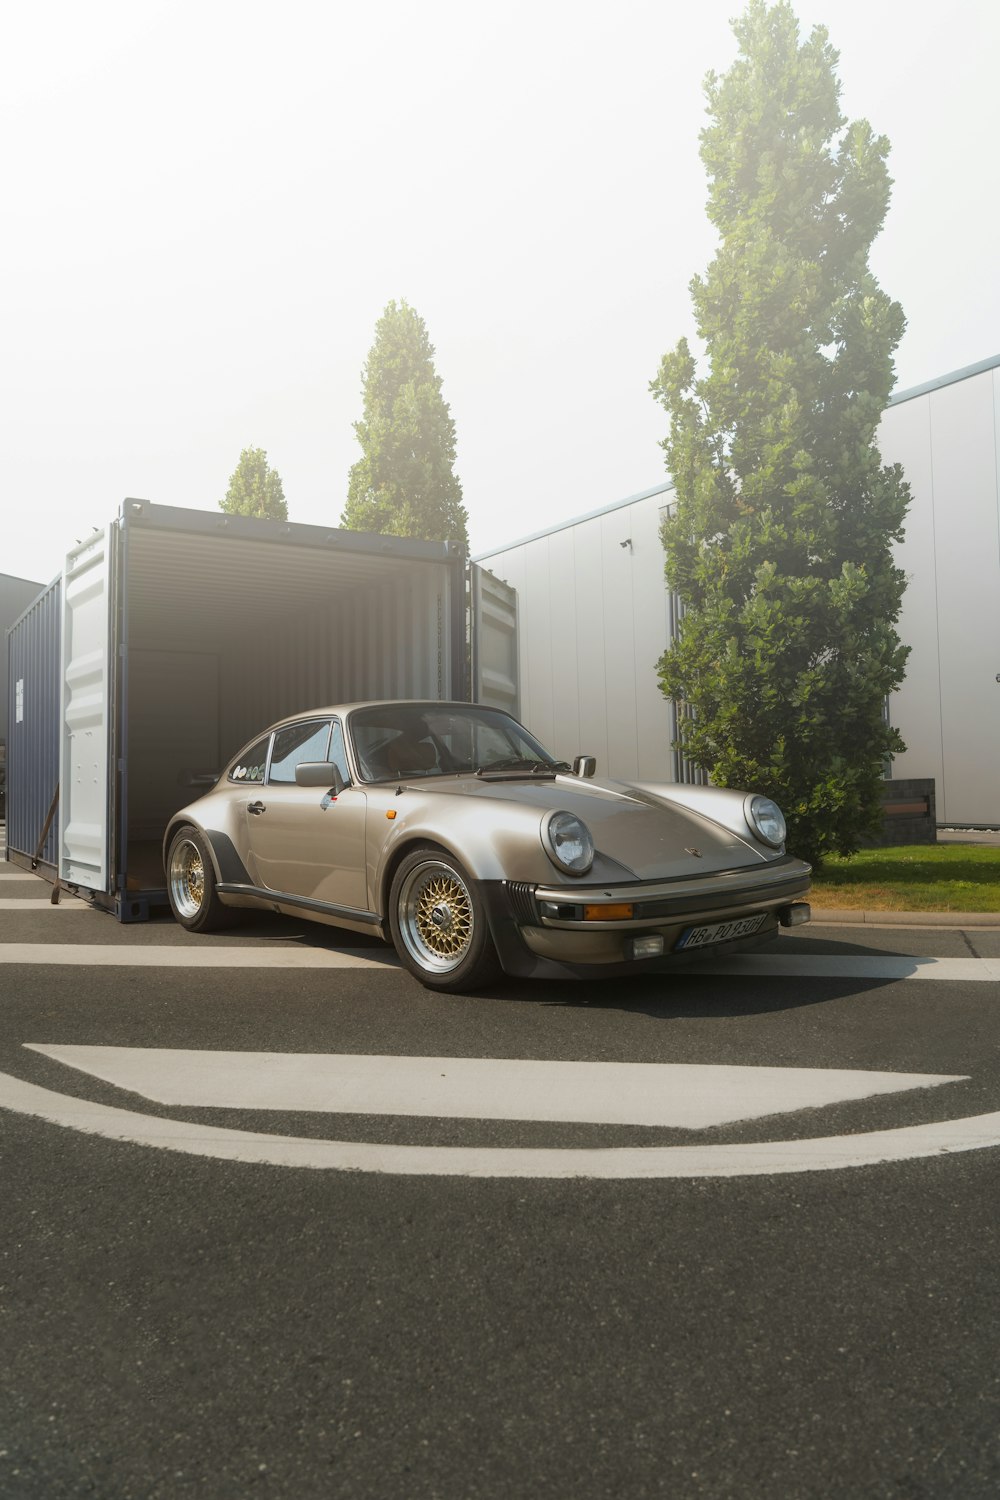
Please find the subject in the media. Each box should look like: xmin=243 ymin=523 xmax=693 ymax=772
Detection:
xmin=475 ymin=757 xmax=564 ymax=775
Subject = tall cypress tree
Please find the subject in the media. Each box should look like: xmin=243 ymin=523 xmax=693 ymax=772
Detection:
xmin=343 ymin=300 xmax=469 ymax=548
xmin=651 ymin=0 xmax=910 ymax=868
xmin=220 ymin=447 xmax=287 ymax=520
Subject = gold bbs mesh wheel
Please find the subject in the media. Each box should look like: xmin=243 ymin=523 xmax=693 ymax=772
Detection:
xmin=169 ymin=836 xmax=207 ymax=920
xmin=166 ymin=825 xmax=227 ymax=932
xmin=396 ymin=859 xmax=476 ymax=974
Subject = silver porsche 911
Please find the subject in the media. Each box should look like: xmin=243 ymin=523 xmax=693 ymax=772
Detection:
xmin=163 ymin=700 xmax=811 ymax=991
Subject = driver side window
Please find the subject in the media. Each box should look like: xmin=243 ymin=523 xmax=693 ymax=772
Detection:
xmin=268 ymin=720 xmax=333 ymax=784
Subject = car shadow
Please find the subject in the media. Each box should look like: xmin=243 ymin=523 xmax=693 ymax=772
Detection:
xmin=166 ymin=916 xmax=928 ymax=1020
xmin=507 ymin=974 xmax=897 ymax=1020
xmin=479 ymin=932 xmax=927 ymax=1019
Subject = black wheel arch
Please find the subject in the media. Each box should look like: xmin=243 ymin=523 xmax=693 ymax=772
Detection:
xmin=163 ymin=821 xmax=251 ymax=888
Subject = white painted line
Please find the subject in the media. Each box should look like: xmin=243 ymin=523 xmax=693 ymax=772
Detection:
xmin=0 ymin=944 xmax=998 ymax=981
xmin=0 ymin=871 xmax=43 ymax=881
xmin=28 ymin=1046 xmax=965 ymax=1130
xmin=0 ymin=1069 xmax=998 ymax=1177
xmin=697 ymin=954 xmax=1000 ymax=982
xmin=0 ymin=899 xmax=89 ymax=910
xmin=0 ymin=943 xmax=396 ymax=969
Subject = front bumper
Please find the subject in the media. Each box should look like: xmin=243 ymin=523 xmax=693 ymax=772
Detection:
xmin=483 ymin=856 xmax=812 ymax=979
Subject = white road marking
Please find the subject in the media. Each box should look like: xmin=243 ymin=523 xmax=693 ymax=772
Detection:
xmin=699 ymin=954 xmax=1000 ymax=982
xmin=26 ymin=1047 xmax=965 ymax=1130
xmin=0 ymin=1069 xmax=998 ymax=1177
xmin=0 ymin=899 xmax=89 ymax=910
xmin=0 ymin=871 xmax=43 ymax=880
xmin=0 ymin=944 xmax=998 ymax=981
xmin=0 ymin=943 xmax=395 ymax=969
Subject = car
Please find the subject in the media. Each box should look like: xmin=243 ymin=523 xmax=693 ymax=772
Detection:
xmin=163 ymin=699 xmax=811 ymax=991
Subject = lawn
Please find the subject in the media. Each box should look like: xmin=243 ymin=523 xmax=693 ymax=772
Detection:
xmin=808 ymin=843 xmax=1000 ymax=913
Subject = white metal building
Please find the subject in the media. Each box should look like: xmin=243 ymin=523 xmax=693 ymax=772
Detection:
xmin=477 ymin=354 xmax=1000 ymax=826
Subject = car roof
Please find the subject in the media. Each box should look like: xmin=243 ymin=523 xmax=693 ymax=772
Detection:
xmin=263 ymin=700 xmax=513 ymax=734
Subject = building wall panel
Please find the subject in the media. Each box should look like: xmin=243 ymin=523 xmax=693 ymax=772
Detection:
xmin=545 ymin=527 xmax=582 ymax=753
xmin=568 ymin=520 xmax=611 ymax=771
xmin=6 ymin=579 xmax=62 ymax=866
xmin=600 ymin=510 xmax=639 ymax=780
xmin=925 ymin=372 xmax=999 ymax=822
xmin=878 ymin=395 xmax=945 ymax=800
xmin=627 ymin=499 xmax=674 ymax=781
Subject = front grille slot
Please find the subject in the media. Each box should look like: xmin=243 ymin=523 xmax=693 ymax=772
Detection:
xmin=505 ymin=881 xmax=539 ymax=925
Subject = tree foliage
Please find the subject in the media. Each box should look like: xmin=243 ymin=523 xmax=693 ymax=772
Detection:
xmin=220 ymin=447 xmax=287 ymax=521
xmin=342 ymin=300 xmax=469 ymax=548
xmin=651 ymin=0 xmax=911 ymax=869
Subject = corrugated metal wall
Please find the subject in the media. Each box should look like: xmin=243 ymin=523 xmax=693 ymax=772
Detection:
xmin=6 ymin=578 xmax=61 ymax=867
xmin=880 ymin=367 xmax=1000 ymax=825
xmin=480 ymin=366 xmax=1000 ymax=823
xmin=476 ymin=488 xmax=675 ymax=781
xmin=219 ymin=568 xmax=455 ymax=756
xmin=1 ymin=573 xmax=46 ymax=744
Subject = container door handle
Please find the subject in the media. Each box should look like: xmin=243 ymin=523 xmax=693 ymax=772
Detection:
xmin=248 ymin=800 xmax=266 ymax=816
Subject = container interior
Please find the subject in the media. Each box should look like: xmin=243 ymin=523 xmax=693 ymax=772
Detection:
xmin=123 ymin=522 xmax=457 ymax=892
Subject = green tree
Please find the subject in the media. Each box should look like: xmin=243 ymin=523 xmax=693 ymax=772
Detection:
xmin=342 ymin=300 xmax=469 ymax=548
xmin=220 ymin=447 xmax=287 ymax=520
xmin=650 ymin=0 xmax=910 ymax=869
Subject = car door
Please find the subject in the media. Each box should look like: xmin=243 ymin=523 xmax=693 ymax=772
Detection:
xmin=244 ymin=718 xmax=369 ymax=912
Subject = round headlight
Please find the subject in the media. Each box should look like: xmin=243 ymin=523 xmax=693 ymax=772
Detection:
xmin=745 ymin=794 xmax=786 ymax=849
xmin=542 ymin=810 xmax=595 ymax=875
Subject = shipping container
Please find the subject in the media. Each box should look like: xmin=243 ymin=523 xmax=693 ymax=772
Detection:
xmin=0 ymin=571 xmax=46 ymax=818
xmin=5 ymin=500 xmax=517 ymax=918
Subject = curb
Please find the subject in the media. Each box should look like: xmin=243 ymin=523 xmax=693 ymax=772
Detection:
xmin=810 ymin=908 xmax=1000 ymax=928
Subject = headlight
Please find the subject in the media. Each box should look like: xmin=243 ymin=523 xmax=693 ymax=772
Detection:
xmin=541 ymin=810 xmax=595 ymax=875
xmin=745 ymin=794 xmax=786 ymax=848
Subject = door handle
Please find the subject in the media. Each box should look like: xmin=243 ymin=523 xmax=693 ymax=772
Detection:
xmin=248 ymin=801 xmax=266 ymax=815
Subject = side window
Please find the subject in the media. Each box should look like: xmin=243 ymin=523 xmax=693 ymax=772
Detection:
xmin=329 ymin=720 xmax=350 ymax=782
xmin=268 ymin=720 xmax=332 ymax=785
xmin=229 ymin=735 xmax=271 ymax=785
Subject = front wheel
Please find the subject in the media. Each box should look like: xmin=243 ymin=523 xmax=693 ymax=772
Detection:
xmin=389 ymin=848 xmax=501 ymax=993
xmin=166 ymin=825 xmax=228 ymax=933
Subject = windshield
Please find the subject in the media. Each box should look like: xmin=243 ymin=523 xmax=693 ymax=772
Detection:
xmin=349 ymin=703 xmax=565 ymax=782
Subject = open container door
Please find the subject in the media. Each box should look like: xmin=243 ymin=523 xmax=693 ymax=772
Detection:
xmin=469 ymin=563 xmax=518 ymax=717
xmin=59 ymin=528 xmax=113 ymax=892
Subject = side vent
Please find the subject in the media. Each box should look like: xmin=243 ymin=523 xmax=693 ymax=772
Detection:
xmin=505 ymin=881 xmax=539 ymax=925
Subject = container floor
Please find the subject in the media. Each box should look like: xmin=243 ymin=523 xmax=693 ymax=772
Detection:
xmin=127 ymin=840 xmax=166 ymax=892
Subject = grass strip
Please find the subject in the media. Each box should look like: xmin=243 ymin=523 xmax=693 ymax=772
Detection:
xmin=808 ymin=843 xmax=1000 ymax=912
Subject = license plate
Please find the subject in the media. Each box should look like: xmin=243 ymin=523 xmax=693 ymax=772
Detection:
xmin=675 ymin=912 xmax=768 ymax=950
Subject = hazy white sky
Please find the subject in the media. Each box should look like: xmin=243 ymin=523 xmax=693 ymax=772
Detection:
xmin=4 ymin=0 xmax=997 ymax=585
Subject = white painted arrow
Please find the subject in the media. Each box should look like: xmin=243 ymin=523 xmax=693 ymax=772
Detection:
xmin=26 ymin=1046 xmax=965 ymax=1130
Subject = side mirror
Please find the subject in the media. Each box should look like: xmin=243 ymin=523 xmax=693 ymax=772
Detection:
xmin=295 ymin=761 xmax=348 ymax=793
xmin=572 ymin=755 xmax=597 ymax=779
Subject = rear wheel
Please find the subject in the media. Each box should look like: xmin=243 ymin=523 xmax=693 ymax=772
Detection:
xmin=389 ymin=848 xmax=500 ymax=992
xmin=167 ymin=825 xmax=228 ymax=933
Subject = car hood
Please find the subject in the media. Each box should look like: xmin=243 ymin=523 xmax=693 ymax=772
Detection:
xmin=399 ymin=774 xmax=767 ymax=880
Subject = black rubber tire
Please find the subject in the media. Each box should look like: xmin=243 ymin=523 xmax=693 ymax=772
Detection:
xmin=166 ymin=825 xmax=230 ymax=933
xmin=388 ymin=847 xmax=501 ymax=993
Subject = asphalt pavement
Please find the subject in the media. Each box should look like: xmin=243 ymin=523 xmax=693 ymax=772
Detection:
xmin=1 ymin=837 xmax=999 ymax=1499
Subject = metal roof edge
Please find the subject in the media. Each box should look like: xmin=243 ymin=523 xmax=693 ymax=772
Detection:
xmin=473 ymin=479 xmax=675 ymax=559
xmin=889 ymin=353 xmax=1000 ymax=406
xmin=118 ymin=499 xmax=463 ymax=563
xmin=4 ymin=573 xmax=60 ymax=639
xmin=0 ymin=571 xmax=45 ymax=591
